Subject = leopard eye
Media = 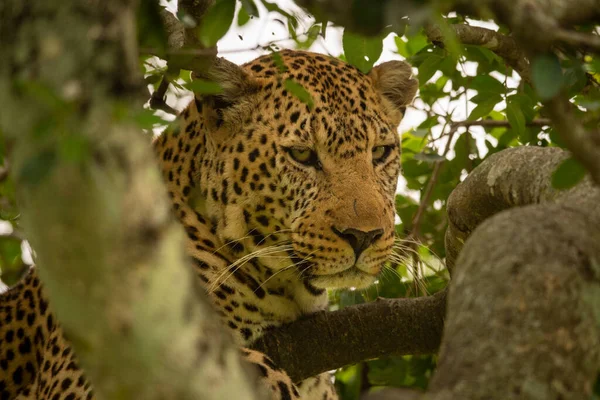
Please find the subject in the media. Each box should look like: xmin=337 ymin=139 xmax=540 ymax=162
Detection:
xmin=285 ymin=147 xmax=321 ymax=168
xmin=372 ymin=145 xmax=393 ymax=163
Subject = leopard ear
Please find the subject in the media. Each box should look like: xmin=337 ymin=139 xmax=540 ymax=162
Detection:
xmin=368 ymin=60 xmax=418 ymax=125
xmin=192 ymin=57 xmax=261 ymax=130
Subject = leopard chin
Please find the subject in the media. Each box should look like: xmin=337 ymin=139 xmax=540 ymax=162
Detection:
xmin=305 ymin=266 xmax=380 ymax=290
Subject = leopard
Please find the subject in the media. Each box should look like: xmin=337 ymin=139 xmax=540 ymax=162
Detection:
xmin=0 ymin=49 xmax=418 ymax=400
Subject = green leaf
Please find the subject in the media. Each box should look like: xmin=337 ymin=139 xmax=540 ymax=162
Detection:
xmin=405 ymin=32 xmax=429 ymax=56
xmin=284 ymin=79 xmax=314 ymax=109
xmin=395 ymin=36 xmax=408 ymax=58
xmin=468 ymin=94 xmax=501 ymax=121
xmin=508 ymin=93 xmax=536 ymax=122
xmin=551 ymin=157 xmax=586 ymax=190
xmin=237 ymin=6 xmax=250 ymax=26
xmin=470 ymin=75 xmax=505 ymax=95
xmin=506 ymin=99 xmax=526 ymax=139
xmin=133 ymin=109 xmax=170 ymax=129
xmin=564 ymin=65 xmax=588 ymax=96
xmin=262 ymin=0 xmax=293 ymax=18
xmin=241 ymin=0 xmax=259 ymax=17
xmin=342 ymin=30 xmax=383 ymax=74
xmin=184 ymin=79 xmax=223 ymax=95
xmin=417 ymin=53 xmax=444 ymax=83
xmin=402 ymin=133 xmax=428 ymax=154
xmin=198 ymin=0 xmax=236 ymax=47
xmin=297 ymin=24 xmax=322 ymax=49
xmin=532 ymin=53 xmax=564 ymax=100
xmin=270 ymin=51 xmax=288 ymax=73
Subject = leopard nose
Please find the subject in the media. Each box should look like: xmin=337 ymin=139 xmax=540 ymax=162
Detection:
xmin=332 ymin=227 xmax=384 ymax=259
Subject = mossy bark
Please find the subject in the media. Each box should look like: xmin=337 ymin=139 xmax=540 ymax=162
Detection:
xmin=428 ymin=147 xmax=600 ymax=399
xmin=0 ymin=1 xmax=261 ymax=399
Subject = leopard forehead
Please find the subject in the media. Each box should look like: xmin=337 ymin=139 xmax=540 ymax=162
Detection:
xmin=243 ymin=50 xmax=399 ymax=140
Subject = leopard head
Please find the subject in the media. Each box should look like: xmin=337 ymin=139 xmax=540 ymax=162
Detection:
xmin=172 ymin=50 xmax=418 ymax=291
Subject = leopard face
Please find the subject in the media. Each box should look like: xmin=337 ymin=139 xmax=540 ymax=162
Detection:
xmin=178 ymin=50 xmax=418 ymax=291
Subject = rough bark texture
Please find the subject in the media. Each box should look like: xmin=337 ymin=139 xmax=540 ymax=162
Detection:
xmin=0 ymin=1 xmax=260 ymax=399
xmin=428 ymin=147 xmax=600 ymax=399
xmin=444 ymin=147 xmax=591 ymax=270
xmin=297 ymin=0 xmax=600 ymax=37
xmin=253 ymin=290 xmax=446 ymax=383
xmin=424 ymin=24 xmax=530 ymax=82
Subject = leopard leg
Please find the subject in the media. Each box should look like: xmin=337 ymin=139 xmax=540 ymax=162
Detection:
xmin=241 ymin=348 xmax=301 ymax=400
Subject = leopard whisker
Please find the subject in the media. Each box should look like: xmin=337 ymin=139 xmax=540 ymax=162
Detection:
xmin=209 ymin=244 xmax=294 ymax=292
xmin=210 ymin=228 xmax=293 ymax=256
xmin=253 ymin=255 xmax=315 ymax=293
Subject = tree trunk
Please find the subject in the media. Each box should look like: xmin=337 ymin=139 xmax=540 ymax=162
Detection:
xmin=0 ymin=1 xmax=261 ymax=399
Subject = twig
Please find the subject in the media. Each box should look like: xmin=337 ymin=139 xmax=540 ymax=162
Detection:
xmin=554 ymin=28 xmax=600 ymax=54
xmin=149 ymin=76 xmax=177 ymax=115
xmin=410 ymin=127 xmax=457 ymax=239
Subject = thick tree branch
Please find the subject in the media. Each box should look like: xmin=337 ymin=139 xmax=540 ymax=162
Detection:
xmin=297 ymin=0 xmax=600 ymax=38
xmin=253 ymin=290 xmax=446 ymax=383
xmin=160 ymin=8 xmax=186 ymax=51
xmin=444 ymin=146 xmax=594 ymax=270
xmin=427 ymin=146 xmax=600 ymax=399
xmin=0 ymin=1 xmax=260 ymax=398
xmin=425 ymin=24 xmax=531 ymax=82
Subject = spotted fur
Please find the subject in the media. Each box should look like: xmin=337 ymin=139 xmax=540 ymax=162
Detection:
xmin=0 ymin=50 xmax=417 ymax=400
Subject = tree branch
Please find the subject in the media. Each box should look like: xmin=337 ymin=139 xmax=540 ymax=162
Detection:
xmin=554 ymin=28 xmax=600 ymax=54
xmin=425 ymin=24 xmax=531 ymax=82
xmin=146 ymin=2 xmax=218 ymax=114
xmin=252 ymin=290 xmax=446 ymax=383
xmin=149 ymin=75 xmax=178 ymax=115
xmin=444 ymin=146 xmax=595 ymax=270
xmin=452 ymin=118 xmax=551 ymax=129
xmin=1 ymin=0 xmax=260 ymax=398
xmin=425 ymin=146 xmax=600 ymax=399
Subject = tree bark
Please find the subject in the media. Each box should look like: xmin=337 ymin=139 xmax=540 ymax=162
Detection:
xmin=426 ymin=147 xmax=600 ymax=399
xmin=296 ymin=0 xmax=600 ymax=37
xmin=253 ymin=290 xmax=446 ymax=383
xmin=424 ymin=153 xmax=600 ymax=400
xmin=0 ymin=1 xmax=261 ymax=399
